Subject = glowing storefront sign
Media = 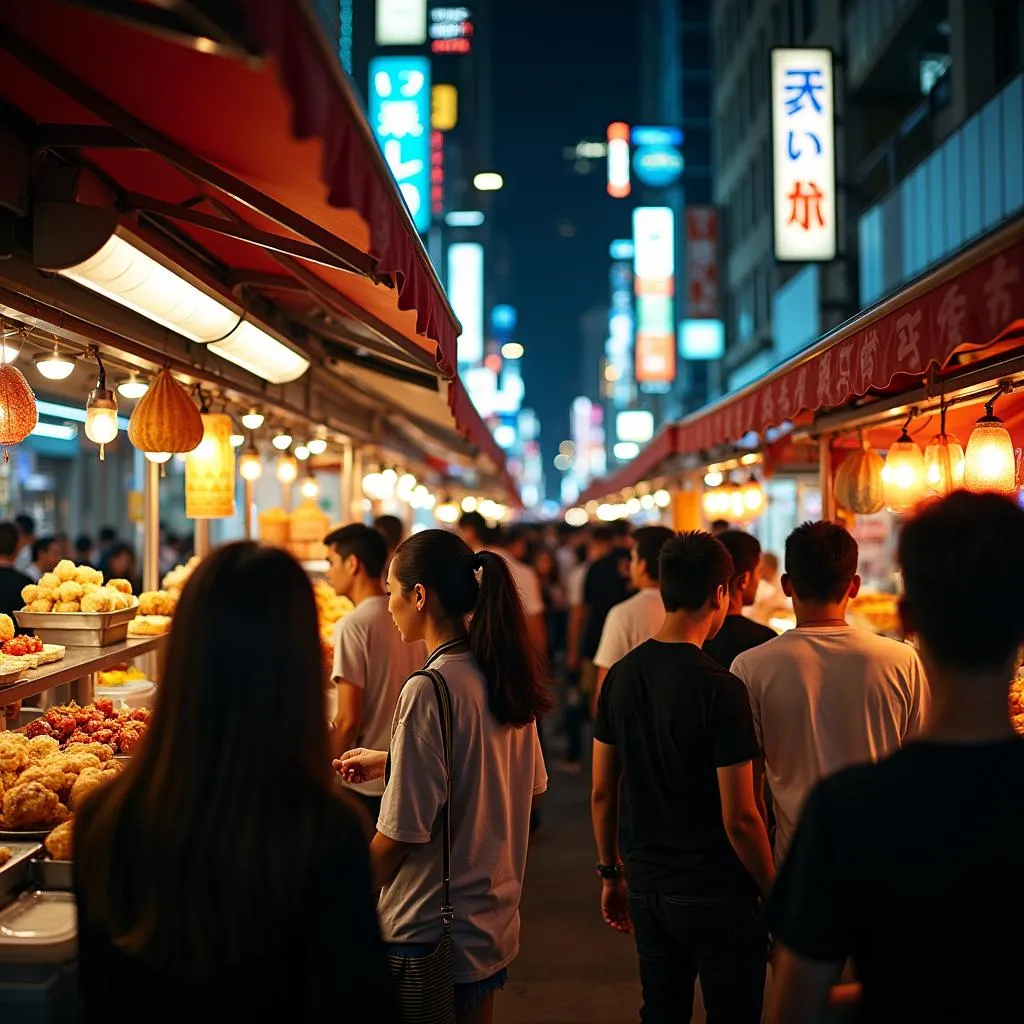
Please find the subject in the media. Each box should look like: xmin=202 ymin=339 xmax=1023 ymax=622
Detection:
xmin=431 ymin=84 xmax=459 ymax=131
xmin=771 ymin=48 xmax=836 ymax=261
xmin=631 ymin=126 xmax=685 ymax=189
xmin=632 ymin=207 xmax=676 ymax=390
xmin=616 ymin=410 xmax=655 ymax=444
xmin=447 ymin=242 xmax=484 ymax=365
xmin=369 ymin=57 xmax=431 ymax=233
xmin=606 ymin=123 xmax=631 ymax=198
xmin=375 ymin=0 xmax=427 ymax=45
xmin=430 ymin=131 xmax=445 ymax=217
xmin=430 ymin=6 xmax=473 ymax=53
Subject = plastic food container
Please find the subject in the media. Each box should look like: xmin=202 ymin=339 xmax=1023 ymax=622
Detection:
xmin=96 ymin=680 xmax=157 ymax=709
xmin=0 ymin=891 xmax=77 ymax=965
xmin=15 ymin=602 xmax=139 ymax=647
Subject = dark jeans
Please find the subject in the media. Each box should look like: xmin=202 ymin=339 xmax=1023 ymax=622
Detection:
xmin=562 ymin=673 xmax=589 ymax=763
xmin=628 ymin=891 xmax=767 ymax=1024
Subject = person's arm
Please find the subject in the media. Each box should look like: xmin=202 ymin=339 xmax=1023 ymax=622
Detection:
xmin=766 ymin=949 xmax=845 ymax=1024
xmin=591 ymin=738 xmax=631 ymax=934
xmin=331 ymin=682 xmax=364 ymax=759
xmin=717 ymin=761 xmax=775 ymax=898
xmin=752 ymin=755 xmax=768 ymax=825
xmin=592 ymin=667 xmax=609 ymax=717
xmin=369 ymin=831 xmax=417 ymax=890
xmin=904 ymin=654 xmax=931 ymax=740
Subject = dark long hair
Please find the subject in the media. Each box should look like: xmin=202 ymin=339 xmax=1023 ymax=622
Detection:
xmin=75 ymin=543 xmax=334 ymax=975
xmin=393 ymin=530 xmax=552 ymax=726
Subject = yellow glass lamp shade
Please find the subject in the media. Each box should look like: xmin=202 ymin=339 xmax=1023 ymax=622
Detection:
xmin=964 ymin=414 xmax=1017 ymax=496
xmin=924 ymin=432 xmax=965 ymax=497
xmin=185 ymin=413 xmax=236 ymax=518
xmin=881 ymin=430 xmax=926 ymax=514
xmin=740 ymin=475 xmax=766 ymax=518
xmin=277 ymin=454 xmax=298 ymax=484
xmin=0 ymin=364 xmax=38 ymax=460
xmin=702 ymin=486 xmax=730 ymax=521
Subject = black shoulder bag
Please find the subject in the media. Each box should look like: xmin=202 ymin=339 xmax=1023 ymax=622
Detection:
xmin=387 ymin=667 xmax=456 ymax=1024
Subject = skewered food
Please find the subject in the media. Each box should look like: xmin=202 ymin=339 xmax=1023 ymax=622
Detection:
xmin=44 ymin=820 xmax=73 ymax=861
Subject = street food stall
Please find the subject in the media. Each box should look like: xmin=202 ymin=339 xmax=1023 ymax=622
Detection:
xmin=0 ymin=0 xmax=516 ymax=999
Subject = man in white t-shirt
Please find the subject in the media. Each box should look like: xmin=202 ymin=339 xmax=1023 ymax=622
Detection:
xmin=459 ymin=512 xmax=547 ymax=655
xmin=592 ymin=526 xmax=675 ymax=709
xmin=731 ymin=520 xmax=929 ymax=863
xmin=326 ymin=524 xmax=426 ymax=820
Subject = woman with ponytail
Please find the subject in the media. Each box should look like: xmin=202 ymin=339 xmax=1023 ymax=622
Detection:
xmin=337 ymin=529 xmax=551 ymax=1024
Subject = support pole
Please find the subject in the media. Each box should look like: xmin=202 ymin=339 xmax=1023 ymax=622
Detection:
xmin=143 ymin=459 xmax=160 ymax=593
xmin=351 ymin=447 xmax=364 ymax=522
xmin=244 ymin=478 xmax=255 ymax=540
xmin=819 ymin=435 xmax=837 ymax=522
xmin=341 ymin=442 xmax=354 ymax=525
xmin=194 ymin=519 xmax=211 ymax=559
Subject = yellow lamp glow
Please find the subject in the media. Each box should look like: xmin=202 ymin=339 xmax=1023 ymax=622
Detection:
xmin=881 ymin=430 xmax=926 ymax=513
xmin=277 ymin=454 xmax=298 ymax=484
xmin=964 ymin=409 xmax=1017 ymax=495
xmin=239 ymin=436 xmax=263 ymax=481
xmin=740 ymin=475 xmax=766 ymax=518
xmin=144 ymin=451 xmax=171 ymax=464
xmin=924 ymin=432 xmax=965 ymax=496
xmin=300 ymin=470 xmax=320 ymax=499
xmin=435 ymin=498 xmax=460 ymax=524
xmin=186 ymin=413 xmax=236 ymax=518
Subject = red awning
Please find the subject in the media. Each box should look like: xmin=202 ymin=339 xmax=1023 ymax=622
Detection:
xmin=675 ymin=219 xmax=1024 ymax=453
xmin=577 ymin=424 xmax=680 ymax=506
xmin=0 ymin=0 xmax=458 ymax=377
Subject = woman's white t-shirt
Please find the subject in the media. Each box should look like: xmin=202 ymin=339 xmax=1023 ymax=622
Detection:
xmin=376 ymin=650 xmax=548 ymax=983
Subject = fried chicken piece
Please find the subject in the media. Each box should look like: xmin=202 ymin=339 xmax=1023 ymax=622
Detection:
xmin=38 ymin=573 xmax=60 ymax=591
xmin=53 ymin=602 xmax=81 ymax=613
xmin=57 ymin=581 xmax=84 ymax=603
xmin=20 ymin=585 xmax=40 ymax=605
xmin=81 ymin=591 xmax=114 ymax=614
xmin=0 ymin=613 xmax=14 ymax=642
xmin=27 ymin=735 xmax=60 ymax=764
xmin=60 ymin=751 xmax=103 ymax=775
xmin=69 ymin=768 xmax=109 ymax=810
xmin=74 ymin=566 xmax=101 ymax=587
xmin=44 ymin=820 xmax=73 ymax=861
xmin=117 ymin=722 xmax=147 ymax=755
xmin=2 ymin=782 xmax=68 ymax=829
xmin=18 ymin=763 xmax=75 ymax=794
xmin=138 ymin=591 xmax=175 ymax=616
xmin=27 ymin=598 xmax=53 ymax=613
xmin=0 ymin=847 xmax=11 ymax=866
xmin=53 ymin=560 xmax=77 ymax=583
xmin=65 ymin=741 xmax=113 ymax=762
xmin=25 ymin=719 xmax=53 ymax=739
xmin=106 ymin=578 xmax=133 ymax=596
xmin=0 ymin=735 xmax=29 ymax=774
xmin=94 ymin=696 xmax=116 ymax=719
xmin=101 ymin=757 xmax=124 ymax=773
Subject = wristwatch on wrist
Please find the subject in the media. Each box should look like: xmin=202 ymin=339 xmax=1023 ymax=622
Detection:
xmin=596 ymin=861 xmax=624 ymax=880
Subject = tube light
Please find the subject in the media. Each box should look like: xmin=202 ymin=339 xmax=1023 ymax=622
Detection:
xmin=473 ymin=172 xmax=504 ymax=191
xmin=59 ymin=233 xmax=309 ymax=384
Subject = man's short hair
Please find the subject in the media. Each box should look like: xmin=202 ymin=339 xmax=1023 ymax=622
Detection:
xmin=589 ymin=525 xmax=613 ymax=543
xmin=75 ymin=534 xmax=94 ymax=555
xmin=610 ymin=520 xmax=632 ymax=540
xmin=899 ymin=492 xmax=1024 ymax=671
xmin=633 ymin=526 xmax=676 ymax=582
xmin=458 ymin=510 xmax=490 ymax=540
xmin=785 ymin=521 xmax=858 ymax=603
xmin=718 ymin=530 xmax=762 ymax=583
xmin=374 ymin=515 xmax=404 ymax=552
xmin=659 ymin=532 xmax=734 ymax=613
xmin=99 ymin=526 xmax=118 ymax=544
xmin=324 ymin=524 xmax=388 ymax=579
xmin=0 ymin=522 xmax=19 ymax=558
xmin=14 ymin=514 xmax=34 ymax=537
xmin=33 ymin=536 xmax=57 ymax=563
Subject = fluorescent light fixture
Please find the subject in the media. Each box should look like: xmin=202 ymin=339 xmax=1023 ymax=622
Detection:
xmin=59 ymin=233 xmax=309 ymax=384
xmin=473 ymin=172 xmax=504 ymax=191
xmin=31 ymin=421 xmax=78 ymax=441
xmin=445 ymin=210 xmax=485 ymax=227
xmin=501 ymin=342 xmax=524 ymax=360
xmin=613 ymin=441 xmax=641 ymax=460
xmin=376 ymin=0 xmax=427 ymax=45
xmin=606 ymin=122 xmax=631 ymax=198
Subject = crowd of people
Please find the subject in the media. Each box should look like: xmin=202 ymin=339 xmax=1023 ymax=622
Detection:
xmin=36 ymin=493 xmax=1022 ymax=1023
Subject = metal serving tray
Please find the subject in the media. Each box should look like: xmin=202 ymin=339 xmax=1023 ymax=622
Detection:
xmin=0 ymin=843 xmax=43 ymax=905
xmin=33 ymin=858 xmax=73 ymax=892
xmin=14 ymin=602 xmax=139 ymax=647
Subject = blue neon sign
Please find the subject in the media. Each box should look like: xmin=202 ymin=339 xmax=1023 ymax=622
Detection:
xmin=369 ymin=57 xmax=432 ymax=233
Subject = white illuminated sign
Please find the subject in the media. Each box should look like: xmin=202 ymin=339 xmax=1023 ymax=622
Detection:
xmin=616 ymin=410 xmax=655 ymax=444
xmin=376 ymin=0 xmax=427 ymax=45
xmin=607 ymin=123 xmax=630 ymax=198
xmin=448 ymin=242 xmax=484 ymax=365
xmin=632 ymin=207 xmax=676 ymax=388
xmin=445 ymin=210 xmax=484 ymax=227
xmin=771 ymin=48 xmax=836 ymax=261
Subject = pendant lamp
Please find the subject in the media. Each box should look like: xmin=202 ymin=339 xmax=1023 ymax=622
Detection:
xmin=882 ymin=422 xmax=926 ymax=514
xmin=0 ymin=364 xmax=39 ymax=461
xmin=923 ymin=403 xmax=965 ymax=497
xmin=186 ymin=399 xmax=236 ymax=519
xmin=964 ymin=391 xmax=1017 ymax=496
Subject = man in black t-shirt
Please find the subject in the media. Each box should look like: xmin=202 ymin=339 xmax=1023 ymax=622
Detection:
xmin=0 ymin=521 xmax=32 ymax=621
xmin=592 ymin=532 xmax=774 ymax=1024
xmin=767 ymin=492 xmax=1024 ymax=1024
xmin=703 ymin=530 xmax=776 ymax=670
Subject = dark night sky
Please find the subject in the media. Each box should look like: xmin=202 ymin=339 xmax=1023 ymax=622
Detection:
xmin=490 ymin=0 xmax=640 ymax=480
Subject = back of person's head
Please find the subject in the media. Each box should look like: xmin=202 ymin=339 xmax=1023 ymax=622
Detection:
xmin=458 ymin=510 xmax=490 ymax=544
xmin=785 ymin=521 xmax=859 ymax=604
xmin=325 ymin=523 xmax=388 ymax=580
xmin=32 ymin=536 xmax=57 ymax=563
xmin=98 ymin=526 xmax=118 ymax=545
xmin=75 ymin=543 xmax=330 ymax=973
xmin=374 ymin=514 xmax=404 ymax=553
xmin=590 ymin=525 xmax=613 ymax=545
xmin=718 ymin=530 xmax=762 ymax=598
xmin=0 ymin=522 xmax=19 ymax=558
xmin=659 ymin=531 xmax=734 ymax=612
xmin=611 ymin=520 xmax=632 ymax=543
xmin=899 ymin=492 xmax=1024 ymax=672
xmin=14 ymin=514 xmax=34 ymax=538
xmin=710 ymin=519 xmax=730 ymax=534
xmin=391 ymin=529 xmax=552 ymax=726
xmin=75 ymin=534 xmax=94 ymax=557
xmin=632 ymin=526 xmax=676 ymax=581
xmin=504 ymin=524 xmax=531 ymax=560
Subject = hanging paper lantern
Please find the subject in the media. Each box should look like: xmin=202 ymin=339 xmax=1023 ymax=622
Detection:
xmin=128 ymin=369 xmax=203 ymax=455
xmin=0 ymin=365 xmax=38 ymax=461
xmin=835 ymin=440 xmax=885 ymax=514
xmin=740 ymin=475 xmax=766 ymax=519
xmin=185 ymin=413 xmax=236 ymax=518
xmin=881 ymin=430 xmax=926 ymax=513
xmin=924 ymin=432 xmax=966 ymax=497
xmin=964 ymin=411 xmax=1017 ymax=496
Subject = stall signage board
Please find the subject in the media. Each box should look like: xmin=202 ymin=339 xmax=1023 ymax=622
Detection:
xmin=633 ymin=207 xmax=676 ymax=391
xmin=369 ymin=57 xmax=432 ymax=233
xmin=771 ymin=48 xmax=836 ymax=262
xmin=376 ymin=0 xmax=427 ymax=45
xmin=684 ymin=206 xmax=719 ymax=318
xmin=448 ymin=242 xmax=484 ymax=365
xmin=632 ymin=126 xmax=685 ymax=190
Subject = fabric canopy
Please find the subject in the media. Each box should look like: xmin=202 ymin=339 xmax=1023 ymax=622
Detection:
xmin=577 ymin=425 xmax=680 ymax=506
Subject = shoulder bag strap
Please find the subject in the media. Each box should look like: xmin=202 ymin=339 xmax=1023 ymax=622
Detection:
xmin=423 ymin=667 xmax=455 ymax=928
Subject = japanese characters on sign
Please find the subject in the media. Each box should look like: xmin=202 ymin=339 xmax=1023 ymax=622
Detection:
xmin=771 ymin=48 xmax=836 ymax=262
xmin=369 ymin=57 xmax=432 ymax=234
xmin=633 ymin=207 xmax=676 ymax=390
xmin=684 ymin=206 xmax=719 ymax=318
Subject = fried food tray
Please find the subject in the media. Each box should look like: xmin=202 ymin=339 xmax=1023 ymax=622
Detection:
xmin=15 ymin=602 xmax=139 ymax=647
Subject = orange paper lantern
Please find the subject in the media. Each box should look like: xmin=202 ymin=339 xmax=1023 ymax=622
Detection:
xmin=128 ymin=369 xmax=203 ymax=455
xmin=0 ymin=365 xmax=38 ymax=460
xmin=185 ymin=413 xmax=236 ymax=518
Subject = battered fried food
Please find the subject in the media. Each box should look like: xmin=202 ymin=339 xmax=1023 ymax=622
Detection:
xmin=27 ymin=598 xmax=53 ymax=613
xmin=0 ymin=613 xmax=14 ymax=642
xmin=18 ymin=763 xmax=75 ymax=794
xmin=60 ymin=752 xmax=103 ymax=775
xmin=69 ymin=768 xmax=109 ymax=810
xmin=74 ymin=566 xmax=103 ymax=587
xmin=0 ymin=735 xmax=29 ymax=774
xmin=27 ymin=736 xmax=60 ymax=764
xmin=20 ymin=585 xmax=39 ymax=605
xmin=53 ymin=602 xmax=81 ymax=613
xmin=64 ymin=742 xmax=114 ymax=763
xmin=57 ymin=581 xmax=84 ymax=603
xmin=80 ymin=591 xmax=114 ymax=614
xmin=106 ymin=578 xmax=133 ymax=596
xmin=138 ymin=590 xmax=176 ymax=617
xmin=53 ymin=560 xmax=77 ymax=583
xmin=2 ymin=781 xmax=69 ymax=829
xmin=44 ymin=820 xmax=73 ymax=861
xmin=38 ymin=573 xmax=60 ymax=591
xmin=0 ymin=847 xmax=11 ymax=866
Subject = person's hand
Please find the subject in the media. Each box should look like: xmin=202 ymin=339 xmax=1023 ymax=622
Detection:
xmin=600 ymin=877 xmax=632 ymax=934
xmin=333 ymin=748 xmax=387 ymax=785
